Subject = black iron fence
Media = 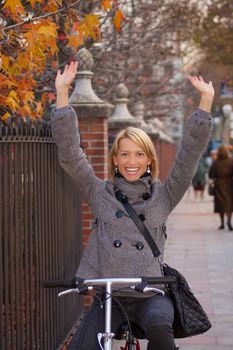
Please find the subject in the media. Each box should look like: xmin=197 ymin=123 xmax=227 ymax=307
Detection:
xmin=0 ymin=119 xmax=83 ymax=350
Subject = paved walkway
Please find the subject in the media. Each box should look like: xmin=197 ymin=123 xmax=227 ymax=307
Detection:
xmin=113 ymin=188 xmax=233 ymax=350
xmin=166 ymin=188 xmax=233 ymax=350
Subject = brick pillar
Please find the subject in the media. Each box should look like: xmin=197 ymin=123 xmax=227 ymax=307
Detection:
xmin=78 ymin=117 xmax=109 ymax=248
xmin=69 ymin=48 xmax=113 ymax=262
xmin=152 ymin=138 xmax=161 ymax=177
xmin=157 ymin=139 xmax=177 ymax=182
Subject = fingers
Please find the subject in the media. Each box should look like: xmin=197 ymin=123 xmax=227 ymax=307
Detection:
xmin=57 ymin=62 xmax=78 ymax=76
xmin=67 ymin=61 xmax=78 ymax=72
xmin=188 ymin=76 xmax=199 ymax=84
xmin=70 ymin=61 xmax=78 ymax=76
xmin=64 ymin=64 xmax=69 ymax=73
xmin=187 ymin=75 xmax=196 ymax=83
xmin=187 ymin=76 xmax=199 ymax=86
xmin=188 ymin=75 xmax=205 ymax=83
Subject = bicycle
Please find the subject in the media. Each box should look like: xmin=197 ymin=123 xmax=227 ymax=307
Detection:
xmin=44 ymin=275 xmax=176 ymax=350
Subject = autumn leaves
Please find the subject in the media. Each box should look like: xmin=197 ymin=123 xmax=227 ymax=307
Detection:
xmin=0 ymin=0 xmax=124 ymax=120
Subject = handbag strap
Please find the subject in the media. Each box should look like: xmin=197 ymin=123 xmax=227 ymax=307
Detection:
xmin=114 ymin=187 xmax=161 ymax=258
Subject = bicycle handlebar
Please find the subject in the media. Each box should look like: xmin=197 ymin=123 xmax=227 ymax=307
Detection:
xmin=43 ymin=276 xmax=176 ymax=289
xmin=145 ymin=276 xmax=176 ymax=284
xmin=43 ymin=278 xmax=79 ymax=288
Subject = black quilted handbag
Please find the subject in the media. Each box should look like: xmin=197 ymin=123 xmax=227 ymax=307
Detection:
xmin=162 ymin=263 xmax=212 ymax=338
xmin=115 ymin=187 xmax=212 ymax=339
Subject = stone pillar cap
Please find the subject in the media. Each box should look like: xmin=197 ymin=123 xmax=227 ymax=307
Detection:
xmin=146 ymin=116 xmax=173 ymax=142
xmin=109 ymin=83 xmax=140 ymax=128
xmin=134 ymin=102 xmax=159 ymax=136
xmin=159 ymin=130 xmax=174 ymax=143
xmin=70 ymin=48 xmax=105 ymax=105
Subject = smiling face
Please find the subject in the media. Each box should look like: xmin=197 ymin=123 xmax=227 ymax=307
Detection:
xmin=113 ymin=137 xmax=151 ymax=182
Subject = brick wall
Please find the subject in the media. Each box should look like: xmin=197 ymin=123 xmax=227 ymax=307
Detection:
xmin=79 ymin=116 xmax=108 ymax=248
xmin=153 ymin=139 xmax=176 ymax=182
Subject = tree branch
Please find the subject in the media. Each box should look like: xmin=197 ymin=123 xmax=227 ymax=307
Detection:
xmin=2 ymin=0 xmax=82 ymax=32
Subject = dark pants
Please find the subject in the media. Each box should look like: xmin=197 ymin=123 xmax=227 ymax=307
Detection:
xmin=68 ymin=295 xmax=175 ymax=350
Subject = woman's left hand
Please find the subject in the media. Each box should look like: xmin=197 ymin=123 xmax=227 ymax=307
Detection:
xmin=188 ymin=75 xmax=215 ymax=113
xmin=188 ymin=75 xmax=215 ymax=98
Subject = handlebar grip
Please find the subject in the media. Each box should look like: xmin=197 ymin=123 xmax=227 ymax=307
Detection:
xmin=43 ymin=277 xmax=80 ymax=288
xmin=146 ymin=276 xmax=176 ymax=284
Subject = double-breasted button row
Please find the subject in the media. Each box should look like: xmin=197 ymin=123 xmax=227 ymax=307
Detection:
xmin=113 ymin=240 xmax=144 ymax=250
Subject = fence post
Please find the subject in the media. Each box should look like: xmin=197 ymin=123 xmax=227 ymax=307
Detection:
xmin=108 ymin=83 xmax=140 ymax=145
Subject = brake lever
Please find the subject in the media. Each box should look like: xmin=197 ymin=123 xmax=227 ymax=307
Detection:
xmin=58 ymin=285 xmax=93 ymax=297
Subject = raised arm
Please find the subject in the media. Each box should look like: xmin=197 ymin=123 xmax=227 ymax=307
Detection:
xmin=51 ymin=62 xmax=104 ymax=205
xmin=160 ymin=76 xmax=214 ymax=215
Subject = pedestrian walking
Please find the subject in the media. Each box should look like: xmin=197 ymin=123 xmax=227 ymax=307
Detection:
xmin=209 ymin=145 xmax=233 ymax=230
xmin=192 ymin=156 xmax=208 ymax=199
xmin=51 ymin=63 xmax=214 ymax=350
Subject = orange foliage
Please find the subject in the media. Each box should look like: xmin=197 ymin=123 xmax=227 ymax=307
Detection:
xmin=0 ymin=0 xmax=124 ymax=120
xmin=113 ymin=9 xmax=125 ymax=32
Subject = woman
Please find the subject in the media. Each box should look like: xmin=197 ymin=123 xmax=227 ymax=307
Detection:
xmin=51 ymin=62 xmax=214 ymax=350
xmin=192 ymin=156 xmax=208 ymax=199
xmin=209 ymin=145 xmax=233 ymax=230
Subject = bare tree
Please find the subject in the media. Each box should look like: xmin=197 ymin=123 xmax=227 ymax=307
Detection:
xmin=87 ymin=0 xmax=203 ymax=130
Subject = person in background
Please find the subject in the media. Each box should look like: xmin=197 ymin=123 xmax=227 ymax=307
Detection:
xmin=209 ymin=145 xmax=233 ymax=230
xmin=51 ymin=63 xmax=214 ymax=350
xmin=206 ymin=149 xmax=217 ymax=167
xmin=192 ymin=156 xmax=209 ymax=199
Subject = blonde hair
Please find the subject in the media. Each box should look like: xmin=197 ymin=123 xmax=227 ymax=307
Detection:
xmin=109 ymin=127 xmax=159 ymax=180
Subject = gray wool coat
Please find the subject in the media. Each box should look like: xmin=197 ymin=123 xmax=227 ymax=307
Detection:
xmin=51 ymin=106 xmax=212 ymax=293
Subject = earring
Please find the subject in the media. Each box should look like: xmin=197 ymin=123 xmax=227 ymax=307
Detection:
xmin=147 ymin=165 xmax=151 ymax=174
xmin=115 ymin=166 xmax=119 ymax=175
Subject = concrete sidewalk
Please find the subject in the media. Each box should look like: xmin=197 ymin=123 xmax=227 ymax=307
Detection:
xmin=113 ymin=188 xmax=233 ymax=350
xmin=165 ymin=188 xmax=233 ymax=350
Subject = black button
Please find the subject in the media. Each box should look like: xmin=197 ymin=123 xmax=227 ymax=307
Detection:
xmin=142 ymin=193 xmax=150 ymax=200
xmin=113 ymin=240 xmax=122 ymax=248
xmin=139 ymin=214 xmax=145 ymax=222
xmin=116 ymin=210 xmax=125 ymax=218
xmin=132 ymin=241 xmax=144 ymax=250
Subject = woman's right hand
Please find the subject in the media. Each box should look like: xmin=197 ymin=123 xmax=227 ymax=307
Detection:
xmin=55 ymin=62 xmax=78 ymax=109
xmin=55 ymin=61 xmax=78 ymax=92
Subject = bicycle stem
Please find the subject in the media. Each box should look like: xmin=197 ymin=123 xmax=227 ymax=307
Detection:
xmin=104 ymin=281 xmax=115 ymax=350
